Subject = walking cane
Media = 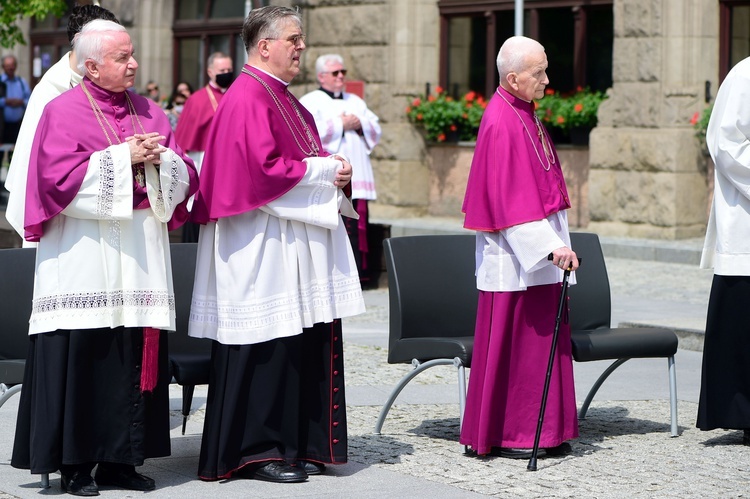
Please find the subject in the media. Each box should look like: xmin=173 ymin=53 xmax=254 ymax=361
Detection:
xmin=527 ymin=255 xmax=580 ymax=472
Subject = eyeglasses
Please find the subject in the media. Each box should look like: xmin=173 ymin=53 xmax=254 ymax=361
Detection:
xmin=266 ymin=34 xmax=306 ymax=47
xmin=324 ymin=70 xmax=347 ymax=77
xmin=147 ymin=86 xmax=158 ymax=92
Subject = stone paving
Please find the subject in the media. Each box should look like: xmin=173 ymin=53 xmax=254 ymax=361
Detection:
xmin=3 ymin=253 xmax=748 ymax=498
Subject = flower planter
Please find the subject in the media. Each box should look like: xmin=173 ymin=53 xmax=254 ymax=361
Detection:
xmin=569 ymin=126 xmax=592 ymax=146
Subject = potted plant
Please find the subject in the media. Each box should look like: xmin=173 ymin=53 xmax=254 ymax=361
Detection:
xmin=535 ymin=87 xmax=607 ymax=145
xmin=406 ymin=86 xmax=488 ymax=143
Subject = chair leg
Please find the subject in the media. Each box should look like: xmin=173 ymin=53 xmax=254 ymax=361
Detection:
xmin=41 ymin=473 xmax=49 ymax=488
xmin=668 ymin=355 xmax=679 ymax=437
xmin=182 ymin=384 xmax=196 ymax=435
xmin=453 ymin=358 xmax=469 ymax=454
xmin=578 ymin=358 xmax=630 ymax=420
xmin=0 ymin=383 xmax=21 ymax=409
xmin=374 ymin=358 xmax=455 ymax=435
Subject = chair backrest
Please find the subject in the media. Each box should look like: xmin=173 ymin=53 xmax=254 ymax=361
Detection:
xmin=384 ymin=234 xmax=478 ymax=352
xmin=0 ymin=248 xmax=35 ymax=360
xmin=170 ymin=243 xmax=198 ymax=335
xmin=568 ymin=232 xmax=612 ymax=331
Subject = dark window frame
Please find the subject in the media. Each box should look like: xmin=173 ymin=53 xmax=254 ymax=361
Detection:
xmin=437 ymin=0 xmax=613 ymax=99
xmin=719 ymin=0 xmax=750 ymax=82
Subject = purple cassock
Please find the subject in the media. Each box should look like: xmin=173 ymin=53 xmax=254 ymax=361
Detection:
xmin=24 ymin=78 xmax=196 ymax=242
xmin=459 ymin=86 xmax=579 ymax=454
xmin=188 ymin=65 xmax=351 ymax=480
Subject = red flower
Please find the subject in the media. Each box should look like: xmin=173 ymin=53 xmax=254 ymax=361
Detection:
xmin=450 ymin=124 xmax=457 ymax=131
xmin=412 ymin=97 xmax=421 ymax=107
xmin=462 ymin=113 xmax=468 ymax=119
xmin=446 ymin=96 xmax=453 ymax=102
xmin=465 ymin=91 xmax=476 ymax=102
xmin=556 ymin=116 xmax=565 ymax=124
xmin=576 ymin=85 xmax=584 ymax=92
xmin=435 ymin=85 xmax=444 ymax=94
xmin=405 ymin=106 xmax=411 ymax=113
xmin=690 ymin=111 xmax=700 ymax=125
xmin=574 ymin=103 xmax=584 ymax=113
xmin=534 ymin=101 xmax=540 ymax=110
xmin=428 ymin=95 xmax=436 ymax=102
xmin=437 ymin=133 xmax=446 ymax=142
xmin=545 ymin=88 xmax=555 ymax=95
xmin=416 ymin=113 xmax=423 ymax=121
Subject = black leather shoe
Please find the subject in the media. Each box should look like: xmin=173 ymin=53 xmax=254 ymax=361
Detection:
xmin=297 ymin=460 xmax=326 ymax=476
xmin=491 ymin=447 xmax=547 ymax=459
xmin=245 ymin=461 xmax=308 ymax=483
xmin=94 ymin=464 xmax=155 ymax=491
xmin=545 ymin=442 xmax=573 ymax=456
xmin=60 ymin=471 xmax=99 ymax=497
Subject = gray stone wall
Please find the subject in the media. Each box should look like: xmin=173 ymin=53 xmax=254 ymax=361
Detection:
xmin=588 ymin=0 xmax=718 ymax=239
xmin=292 ymin=0 xmax=440 ymax=218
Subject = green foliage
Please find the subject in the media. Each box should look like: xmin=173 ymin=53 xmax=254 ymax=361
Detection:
xmin=690 ymin=104 xmax=713 ymax=155
xmin=535 ymin=87 xmax=607 ymax=131
xmin=405 ymin=86 xmax=488 ymax=143
xmin=0 ymin=0 xmax=67 ymax=48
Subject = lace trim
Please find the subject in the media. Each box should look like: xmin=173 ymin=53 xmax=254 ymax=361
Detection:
xmin=97 ymin=150 xmax=116 ymax=218
xmin=190 ymin=275 xmax=362 ymax=331
xmin=32 ymin=289 xmax=174 ymax=315
xmin=151 ymin=151 xmax=179 ymax=216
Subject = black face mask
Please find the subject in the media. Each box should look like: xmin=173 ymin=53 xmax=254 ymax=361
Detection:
xmin=215 ymin=72 xmax=234 ymax=89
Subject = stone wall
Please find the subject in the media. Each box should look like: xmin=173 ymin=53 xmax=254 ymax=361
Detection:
xmin=588 ymin=0 xmax=718 ymax=239
xmin=293 ymin=0 xmax=440 ymax=219
xmin=425 ymin=144 xmax=590 ymax=228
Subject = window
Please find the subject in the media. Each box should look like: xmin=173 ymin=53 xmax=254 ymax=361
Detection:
xmin=438 ymin=1 xmax=613 ymax=100
xmin=719 ymin=1 xmax=750 ymax=80
xmin=28 ymin=0 xmax=78 ymax=86
xmin=173 ymin=0 xmax=267 ymax=90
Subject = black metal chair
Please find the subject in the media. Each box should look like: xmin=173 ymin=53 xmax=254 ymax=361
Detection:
xmin=374 ymin=234 xmax=477 ymax=434
xmin=168 ymin=243 xmax=212 ymax=435
xmin=0 ymin=248 xmax=35 ymax=409
xmin=568 ymin=232 xmax=679 ymax=436
xmin=0 ymin=248 xmax=49 ymax=486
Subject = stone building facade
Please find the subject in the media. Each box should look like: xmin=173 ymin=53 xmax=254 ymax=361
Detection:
xmin=10 ymin=0 xmax=739 ymax=241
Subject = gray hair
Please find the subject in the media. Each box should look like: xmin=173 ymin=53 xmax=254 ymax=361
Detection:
xmin=242 ymin=5 xmax=302 ymax=54
xmin=73 ymin=19 xmax=127 ymax=74
xmin=496 ymin=36 xmax=545 ymax=81
xmin=315 ymin=54 xmax=344 ymax=75
xmin=207 ymin=51 xmax=230 ymax=69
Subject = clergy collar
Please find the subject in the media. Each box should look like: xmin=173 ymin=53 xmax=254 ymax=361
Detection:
xmin=249 ymin=65 xmax=290 ymax=87
xmin=319 ymin=87 xmax=343 ymax=99
xmin=83 ymin=77 xmax=126 ymax=103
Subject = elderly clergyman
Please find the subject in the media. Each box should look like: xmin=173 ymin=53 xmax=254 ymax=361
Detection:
xmin=11 ymin=19 xmax=197 ymax=496
xmin=460 ymin=35 xmax=579 ymax=460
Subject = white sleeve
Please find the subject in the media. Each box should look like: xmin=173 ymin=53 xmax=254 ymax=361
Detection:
xmin=144 ymin=148 xmax=192 ymax=222
xmin=60 ymin=143 xmax=134 ymax=220
xmin=260 ymin=156 xmax=356 ymax=229
xmin=503 ymin=218 xmax=566 ymax=273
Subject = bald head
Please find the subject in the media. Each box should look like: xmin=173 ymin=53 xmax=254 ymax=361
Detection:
xmin=496 ymin=36 xmax=549 ymax=101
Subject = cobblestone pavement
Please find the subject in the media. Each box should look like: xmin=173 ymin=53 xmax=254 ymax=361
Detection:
xmin=3 ymin=256 xmax=743 ymax=498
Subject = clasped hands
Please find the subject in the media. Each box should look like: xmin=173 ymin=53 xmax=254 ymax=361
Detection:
xmin=127 ymin=132 xmax=167 ymax=166
xmin=331 ymin=155 xmax=352 ymax=188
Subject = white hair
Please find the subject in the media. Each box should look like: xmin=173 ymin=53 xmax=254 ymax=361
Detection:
xmin=73 ymin=19 xmax=127 ymax=74
xmin=316 ymin=54 xmax=344 ymax=75
xmin=496 ymin=36 xmax=545 ymax=81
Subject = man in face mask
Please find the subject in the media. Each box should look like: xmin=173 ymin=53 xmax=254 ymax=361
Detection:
xmin=175 ymin=51 xmax=233 ymax=241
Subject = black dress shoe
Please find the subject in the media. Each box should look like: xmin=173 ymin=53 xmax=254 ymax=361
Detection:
xmin=244 ymin=461 xmax=308 ymax=483
xmin=60 ymin=471 xmax=99 ymax=497
xmin=545 ymin=442 xmax=573 ymax=456
xmin=491 ymin=447 xmax=547 ymax=459
xmin=94 ymin=464 xmax=155 ymax=491
xmin=297 ymin=460 xmax=326 ymax=475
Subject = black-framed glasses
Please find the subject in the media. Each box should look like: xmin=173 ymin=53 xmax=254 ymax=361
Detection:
xmin=325 ymin=70 xmax=347 ymax=77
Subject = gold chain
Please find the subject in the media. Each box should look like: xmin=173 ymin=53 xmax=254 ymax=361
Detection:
xmin=242 ymin=67 xmax=319 ymax=157
xmin=81 ymin=81 xmax=148 ymax=186
xmin=496 ymin=89 xmax=556 ymax=172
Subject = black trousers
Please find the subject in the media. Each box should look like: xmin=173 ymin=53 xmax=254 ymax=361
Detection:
xmin=11 ymin=328 xmax=171 ymax=474
xmin=197 ymin=321 xmax=347 ymax=480
xmin=697 ymin=275 xmax=750 ymax=430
